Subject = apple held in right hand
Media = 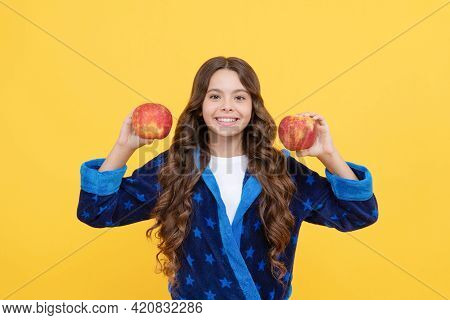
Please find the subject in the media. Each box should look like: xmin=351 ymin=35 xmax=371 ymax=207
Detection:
xmin=132 ymin=103 xmax=172 ymax=139
xmin=116 ymin=103 xmax=173 ymax=151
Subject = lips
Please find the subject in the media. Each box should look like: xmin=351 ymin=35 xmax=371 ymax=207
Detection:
xmin=214 ymin=117 xmax=240 ymax=126
xmin=214 ymin=117 xmax=240 ymax=120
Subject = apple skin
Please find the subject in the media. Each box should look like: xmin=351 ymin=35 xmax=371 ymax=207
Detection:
xmin=131 ymin=103 xmax=172 ymax=139
xmin=278 ymin=115 xmax=318 ymax=151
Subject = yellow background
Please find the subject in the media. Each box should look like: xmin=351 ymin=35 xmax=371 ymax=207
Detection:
xmin=1 ymin=0 xmax=449 ymax=300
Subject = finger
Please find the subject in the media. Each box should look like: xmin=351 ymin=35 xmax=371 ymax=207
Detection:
xmin=311 ymin=113 xmax=323 ymax=119
xmin=126 ymin=109 xmax=135 ymax=119
xmin=125 ymin=112 xmax=133 ymax=123
xmin=312 ymin=115 xmax=327 ymax=125
xmin=129 ymin=125 xmax=137 ymax=136
xmin=314 ymin=118 xmax=325 ymax=126
xmin=296 ymin=112 xmax=312 ymax=118
xmin=306 ymin=112 xmax=320 ymax=119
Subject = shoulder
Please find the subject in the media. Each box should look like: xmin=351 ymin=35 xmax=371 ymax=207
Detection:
xmin=133 ymin=149 xmax=169 ymax=177
xmin=150 ymin=149 xmax=169 ymax=167
xmin=281 ymin=148 xmax=315 ymax=179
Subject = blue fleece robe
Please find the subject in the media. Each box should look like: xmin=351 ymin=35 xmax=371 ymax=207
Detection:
xmin=77 ymin=147 xmax=378 ymax=300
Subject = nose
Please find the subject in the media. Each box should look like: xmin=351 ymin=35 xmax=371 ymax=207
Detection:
xmin=220 ymin=105 xmax=234 ymax=112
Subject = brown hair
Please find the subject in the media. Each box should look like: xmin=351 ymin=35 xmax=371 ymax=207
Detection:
xmin=146 ymin=56 xmax=297 ymax=291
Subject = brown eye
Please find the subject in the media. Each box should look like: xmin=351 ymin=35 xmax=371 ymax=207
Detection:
xmin=236 ymin=96 xmax=246 ymax=101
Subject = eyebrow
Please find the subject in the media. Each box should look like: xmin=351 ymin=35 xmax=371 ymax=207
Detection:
xmin=207 ymin=88 xmax=249 ymax=94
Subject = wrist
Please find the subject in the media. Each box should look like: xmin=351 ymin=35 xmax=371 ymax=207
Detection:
xmin=114 ymin=141 xmax=136 ymax=155
xmin=317 ymin=149 xmax=340 ymax=162
xmin=98 ymin=143 xmax=134 ymax=172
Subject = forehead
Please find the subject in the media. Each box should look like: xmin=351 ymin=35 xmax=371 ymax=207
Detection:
xmin=207 ymin=69 xmax=247 ymax=92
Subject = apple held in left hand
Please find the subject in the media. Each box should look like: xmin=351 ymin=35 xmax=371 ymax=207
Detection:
xmin=278 ymin=112 xmax=336 ymax=158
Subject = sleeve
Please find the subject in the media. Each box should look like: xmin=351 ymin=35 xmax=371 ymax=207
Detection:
xmin=292 ymin=156 xmax=379 ymax=232
xmin=76 ymin=150 xmax=167 ymax=228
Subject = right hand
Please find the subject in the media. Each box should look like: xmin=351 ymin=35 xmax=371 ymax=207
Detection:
xmin=115 ymin=110 xmax=154 ymax=151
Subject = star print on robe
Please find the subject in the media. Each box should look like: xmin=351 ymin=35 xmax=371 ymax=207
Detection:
xmin=219 ymin=277 xmax=232 ymax=288
xmin=302 ymin=198 xmax=314 ymax=211
xmin=204 ymin=290 xmax=216 ymax=300
xmin=306 ymin=174 xmax=315 ymax=186
xmin=98 ymin=205 xmax=108 ymax=214
xmin=245 ymin=246 xmax=255 ymax=259
xmin=123 ymin=200 xmax=133 ymax=210
xmin=291 ymin=234 xmax=298 ymax=245
xmin=257 ymin=260 xmax=266 ymax=271
xmin=136 ymin=193 xmax=146 ymax=202
xmin=81 ymin=210 xmax=90 ymax=219
xmin=193 ymin=192 xmax=203 ymax=203
xmin=371 ymin=209 xmax=378 ymax=218
xmin=283 ymin=271 xmax=291 ymax=283
xmin=77 ymin=147 xmax=379 ymax=300
xmin=205 ymin=253 xmax=215 ymax=265
xmin=193 ymin=227 xmax=202 ymax=239
xmin=153 ymin=156 xmax=163 ymax=167
xmin=186 ymin=254 xmax=194 ymax=267
xmin=204 ymin=217 xmax=216 ymax=229
xmin=269 ymin=289 xmax=275 ymax=299
xmin=185 ymin=274 xmax=194 ymax=286
xmin=153 ymin=182 xmax=161 ymax=192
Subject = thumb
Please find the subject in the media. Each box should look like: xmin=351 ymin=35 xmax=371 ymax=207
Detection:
xmin=125 ymin=109 xmax=135 ymax=123
xmin=125 ymin=112 xmax=133 ymax=123
xmin=141 ymin=138 xmax=154 ymax=145
xmin=296 ymin=149 xmax=309 ymax=157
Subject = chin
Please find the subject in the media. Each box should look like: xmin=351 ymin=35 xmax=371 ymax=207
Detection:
xmin=209 ymin=125 xmax=242 ymax=138
xmin=211 ymin=128 xmax=241 ymax=137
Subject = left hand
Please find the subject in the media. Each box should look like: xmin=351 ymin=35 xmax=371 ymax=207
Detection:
xmin=295 ymin=112 xmax=337 ymax=158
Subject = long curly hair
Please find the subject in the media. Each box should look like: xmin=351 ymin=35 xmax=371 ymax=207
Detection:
xmin=146 ymin=56 xmax=297 ymax=292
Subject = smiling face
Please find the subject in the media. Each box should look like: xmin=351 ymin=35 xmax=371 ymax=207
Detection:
xmin=202 ymin=69 xmax=253 ymax=141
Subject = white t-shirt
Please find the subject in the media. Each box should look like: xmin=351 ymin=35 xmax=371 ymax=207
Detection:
xmin=209 ymin=154 xmax=249 ymax=224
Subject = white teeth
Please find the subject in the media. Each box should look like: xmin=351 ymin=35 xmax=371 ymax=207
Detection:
xmin=216 ymin=118 xmax=237 ymax=122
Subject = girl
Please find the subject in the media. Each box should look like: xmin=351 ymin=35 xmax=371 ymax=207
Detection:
xmin=77 ymin=56 xmax=378 ymax=300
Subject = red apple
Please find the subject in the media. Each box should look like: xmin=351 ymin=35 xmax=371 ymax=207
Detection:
xmin=131 ymin=103 xmax=172 ymax=139
xmin=278 ymin=114 xmax=318 ymax=151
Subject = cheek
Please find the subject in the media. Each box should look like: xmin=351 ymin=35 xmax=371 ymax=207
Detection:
xmin=202 ymin=103 xmax=214 ymax=119
xmin=241 ymin=104 xmax=253 ymax=122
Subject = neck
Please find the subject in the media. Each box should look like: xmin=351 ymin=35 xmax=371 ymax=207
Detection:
xmin=208 ymin=133 xmax=244 ymax=157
